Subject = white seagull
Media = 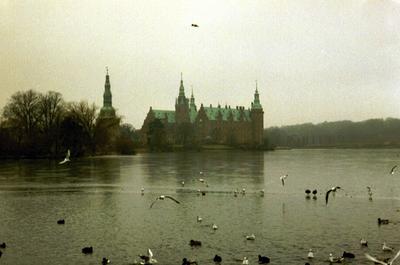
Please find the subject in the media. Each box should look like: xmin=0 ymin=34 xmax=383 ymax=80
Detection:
xmin=246 ymin=234 xmax=255 ymax=240
xmin=365 ymin=249 xmax=400 ymax=265
xmin=280 ymin=174 xmax=288 ymax=186
xmin=308 ymin=249 xmax=314 ymax=259
xmin=383 ymin=242 xmax=394 ymax=252
xmin=149 ymin=195 xmax=180 ymax=208
xmin=212 ymin=224 xmax=218 ymax=230
xmin=139 ymin=248 xmax=158 ymax=264
xmin=197 ymin=216 xmax=202 ymax=222
xmin=242 ymin=257 xmax=249 ymax=265
xmin=325 ymin=186 xmax=341 ymax=205
xmin=59 ymin=149 xmax=70 ymax=165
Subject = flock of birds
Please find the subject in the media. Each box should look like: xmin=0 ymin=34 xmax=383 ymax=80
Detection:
xmin=0 ymin=148 xmax=397 ymax=264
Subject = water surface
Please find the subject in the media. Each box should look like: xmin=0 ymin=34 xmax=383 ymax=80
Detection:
xmin=0 ymin=149 xmax=399 ymax=265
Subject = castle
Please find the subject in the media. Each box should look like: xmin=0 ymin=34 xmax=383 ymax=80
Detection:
xmin=140 ymin=76 xmax=264 ymax=147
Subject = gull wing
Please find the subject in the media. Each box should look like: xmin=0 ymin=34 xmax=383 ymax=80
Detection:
xmin=389 ymin=249 xmax=400 ymax=264
xmin=149 ymin=198 xmax=160 ymax=208
xmin=365 ymin=253 xmax=387 ymax=265
xmin=165 ymin=195 xmax=180 ymax=204
xmin=148 ymin=248 xmax=153 ymax=258
xmin=59 ymin=159 xmax=67 ymax=165
xmin=66 ymin=149 xmax=70 ymax=159
xmin=326 ymin=189 xmax=333 ymax=205
xmin=391 ymin=165 xmax=398 ymax=174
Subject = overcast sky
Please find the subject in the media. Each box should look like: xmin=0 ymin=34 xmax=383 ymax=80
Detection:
xmin=1 ymin=0 xmax=400 ymax=128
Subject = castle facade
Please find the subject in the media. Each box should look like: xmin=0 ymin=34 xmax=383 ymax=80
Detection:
xmin=140 ymin=77 xmax=264 ymax=148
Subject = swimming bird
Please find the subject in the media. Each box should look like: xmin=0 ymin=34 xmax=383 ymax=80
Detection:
xmin=308 ymin=249 xmax=314 ymax=259
xmin=329 ymin=253 xmax=344 ymax=263
xmin=365 ymin=250 xmax=400 ymax=265
xmin=191 ymin=24 xmax=199 ymax=28
xmin=102 ymin=257 xmax=110 ymax=264
xmin=181 ymin=181 xmax=185 ymax=187
xmin=378 ymin=218 xmax=390 ymax=225
xmin=383 ymin=242 xmax=394 ymax=252
xmin=241 ymin=188 xmax=246 ymax=195
xmin=0 ymin=243 xmax=6 ymax=249
xmin=242 ymin=257 xmax=249 ymax=265
xmin=141 ymin=187 xmax=145 ymax=195
xmin=189 ymin=240 xmax=202 ymax=247
xmin=325 ymin=186 xmax=341 ymax=205
xmin=149 ymin=195 xmax=180 ymax=208
xmin=312 ymin=189 xmax=318 ymax=199
xmin=82 ymin=246 xmax=93 ymax=254
xmin=212 ymin=224 xmax=218 ymax=230
xmin=258 ymin=255 xmax=270 ymax=264
xmin=246 ymin=234 xmax=255 ymax=240
xmin=57 ymin=219 xmax=65 ymax=224
xmin=213 ymin=255 xmax=222 ymax=263
xmin=342 ymin=251 xmax=355 ymax=258
xmin=367 ymin=186 xmax=373 ymax=200
xmin=305 ymin=189 xmax=311 ymax=199
xmin=360 ymin=238 xmax=368 ymax=247
xmin=390 ymin=165 xmax=398 ymax=175
xmin=197 ymin=216 xmax=202 ymax=222
xmin=280 ymin=174 xmax=288 ymax=186
xmin=59 ymin=149 xmax=70 ymax=165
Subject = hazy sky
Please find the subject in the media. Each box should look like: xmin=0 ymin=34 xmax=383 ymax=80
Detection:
xmin=1 ymin=0 xmax=400 ymax=128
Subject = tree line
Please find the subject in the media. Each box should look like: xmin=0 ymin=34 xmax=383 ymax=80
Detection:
xmin=0 ymin=90 xmax=139 ymax=158
xmin=264 ymin=118 xmax=400 ymax=149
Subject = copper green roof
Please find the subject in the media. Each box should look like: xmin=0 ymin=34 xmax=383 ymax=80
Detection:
xmin=153 ymin=110 xmax=175 ymax=123
xmin=190 ymin=107 xmax=198 ymax=123
xmin=203 ymin=107 xmax=251 ymax=121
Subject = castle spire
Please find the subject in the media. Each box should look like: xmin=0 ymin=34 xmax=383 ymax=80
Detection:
xmin=103 ymin=67 xmax=112 ymax=107
xmin=177 ymin=72 xmax=186 ymax=104
xmin=99 ymin=67 xmax=116 ymax=119
xmin=252 ymin=81 xmax=262 ymax=110
xmin=190 ymin=85 xmax=196 ymax=110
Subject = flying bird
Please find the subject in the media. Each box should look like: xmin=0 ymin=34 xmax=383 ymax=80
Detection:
xmin=139 ymin=248 xmax=158 ymax=264
xmin=59 ymin=149 xmax=70 ymax=165
xmin=365 ymin=250 xmax=400 ymax=265
xmin=191 ymin=24 xmax=199 ymax=27
xmin=280 ymin=174 xmax=288 ymax=186
xmin=325 ymin=186 xmax=341 ymax=205
xmin=390 ymin=165 xmax=398 ymax=175
xmin=150 ymin=195 xmax=180 ymax=208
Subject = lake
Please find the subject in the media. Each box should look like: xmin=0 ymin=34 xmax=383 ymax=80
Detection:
xmin=0 ymin=149 xmax=399 ymax=265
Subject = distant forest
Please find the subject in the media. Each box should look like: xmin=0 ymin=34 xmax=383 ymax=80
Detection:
xmin=264 ymin=118 xmax=400 ymax=149
xmin=0 ymin=90 xmax=139 ymax=158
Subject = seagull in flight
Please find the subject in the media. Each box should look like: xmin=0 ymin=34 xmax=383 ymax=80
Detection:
xmin=325 ymin=186 xmax=341 ymax=205
xmin=280 ymin=174 xmax=288 ymax=186
xmin=150 ymin=195 xmax=180 ymax=208
xmin=365 ymin=249 xmax=400 ymax=265
xmin=390 ymin=165 xmax=398 ymax=175
xmin=191 ymin=24 xmax=199 ymax=27
xmin=139 ymin=248 xmax=158 ymax=264
xmin=59 ymin=149 xmax=70 ymax=165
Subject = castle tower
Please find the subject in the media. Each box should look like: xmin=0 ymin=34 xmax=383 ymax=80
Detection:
xmin=175 ymin=73 xmax=190 ymax=124
xmin=251 ymin=81 xmax=264 ymax=146
xmin=99 ymin=67 xmax=116 ymax=119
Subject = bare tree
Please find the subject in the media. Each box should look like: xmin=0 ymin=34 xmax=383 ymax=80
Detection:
xmin=67 ymin=101 xmax=98 ymax=153
xmin=38 ymin=91 xmax=65 ymax=154
xmin=2 ymin=90 xmax=41 ymax=139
